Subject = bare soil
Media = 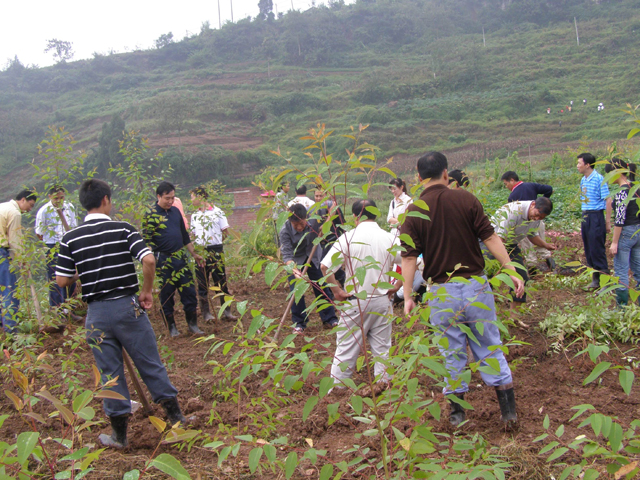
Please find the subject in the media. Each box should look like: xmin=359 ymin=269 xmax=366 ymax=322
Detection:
xmin=0 ymin=235 xmax=636 ymax=479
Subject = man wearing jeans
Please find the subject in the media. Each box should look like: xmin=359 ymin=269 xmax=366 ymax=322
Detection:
xmin=577 ymin=153 xmax=612 ymax=289
xmin=0 ymin=189 xmax=37 ymax=333
xmin=321 ymin=199 xmax=401 ymax=390
xmin=280 ymin=203 xmax=338 ymax=333
xmin=35 ymin=185 xmax=82 ymax=322
xmin=401 ymin=151 xmax=524 ymax=426
xmin=56 ymin=179 xmax=186 ymax=449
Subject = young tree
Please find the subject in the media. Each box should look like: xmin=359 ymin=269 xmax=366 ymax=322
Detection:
xmin=154 ymin=32 xmax=174 ymax=49
xmin=44 ymin=39 xmax=74 ymax=63
xmin=257 ymin=0 xmax=274 ymax=20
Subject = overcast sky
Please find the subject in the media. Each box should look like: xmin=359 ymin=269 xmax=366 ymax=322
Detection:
xmin=2 ymin=0 xmax=318 ymax=68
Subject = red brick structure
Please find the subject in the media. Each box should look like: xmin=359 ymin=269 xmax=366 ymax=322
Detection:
xmin=227 ymin=186 xmax=263 ymax=231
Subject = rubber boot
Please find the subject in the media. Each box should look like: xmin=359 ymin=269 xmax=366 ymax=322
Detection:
xmin=185 ymin=310 xmax=204 ymax=335
xmin=546 ymin=257 xmax=556 ymax=271
xmin=98 ymin=414 xmax=129 ymax=448
xmin=165 ymin=314 xmax=180 ymax=337
xmin=616 ymin=288 xmax=629 ymax=307
xmin=220 ymin=308 xmax=238 ymax=321
xmin=495 ymin=385 xmax=517 ymax=424
xmin=199 ymin=299 xmax=215 ymax=322
xmin=585 ymin=272 xmax=600 ymax=290
xmin=448 ymin=392 xmax=466 ymax=426
xmin=161 ymin=397 xmax=187 ymax=425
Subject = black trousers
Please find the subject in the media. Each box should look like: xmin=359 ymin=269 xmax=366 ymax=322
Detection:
xmin=581 ymin=210 xmax=610 ymax=274
xmin=506 ymin=244 xmax=529 ymax=303
xmin=195 ymin=245 xmax=229 ymax=304
xmin=157 ymin=251 xmax=198 ymax=317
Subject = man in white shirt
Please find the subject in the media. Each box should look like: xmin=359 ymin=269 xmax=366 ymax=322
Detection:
xmin=35 ymin=185 xmax=82 ymax=321
xmin=190 ymin=187 xmax=237 ymax=322
xmin=287 ymin=185 xmax=315 ymax=211
xmin=321 ymin=199 xmax=402 ymax=392
xmin=490 ymin=198 xmax=556 ymax=309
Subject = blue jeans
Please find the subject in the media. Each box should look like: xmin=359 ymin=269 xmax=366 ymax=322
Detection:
xmin=429 ymin=277 xmax=513 ymax=394
xmin=46 ymin=244 xmax=76 ymax=308
xmin=614 ymin=225 xmax=640 ymax=294
xmin=86 ymin=296 xmax=178 ymax=417
xmin=0 ymin=248 xmax=19 ymax=333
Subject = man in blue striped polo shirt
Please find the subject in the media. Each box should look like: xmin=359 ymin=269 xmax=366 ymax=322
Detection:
xmin=56 ymin=179 xmax=187 ymax=449
xmin=577 ymin=153 xmax=611 ymax=289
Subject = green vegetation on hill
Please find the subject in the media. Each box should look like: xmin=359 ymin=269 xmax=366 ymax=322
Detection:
xmin=1 ymin=0 xmax=640 ymax=193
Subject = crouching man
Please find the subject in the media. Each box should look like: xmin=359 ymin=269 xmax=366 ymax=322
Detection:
xmin=321 ymin=199 xmax=401 ymax=391
xmin=56 ymin=179 xmax=187 ymax=448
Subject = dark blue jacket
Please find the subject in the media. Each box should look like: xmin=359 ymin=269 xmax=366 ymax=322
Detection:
xmin=508 ymin=182 xmax=553 ymax=202
xmin=143 ymin=203 xmax=191 ymax=254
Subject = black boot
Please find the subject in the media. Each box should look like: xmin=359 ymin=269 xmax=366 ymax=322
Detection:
xmin=161 ymin=397 xmax=187 ymax=425
xmin=616 ymin=288 xmax=629 ymax=307
xmin=165 ymin=314 xmax=180 ymax=337
xmin=448 ymin=392 xmax=466 ymax=426
xmin=220 ymin=308 xmax=238 ymax=321
xmin=185 ymin=310 xmax=204 ymax=335
xmin=495 ymin=385 xmax=517 ymax=424
xmin=585 ymin=272 xmax=600 ymax=290
xmin=200 ymin=299 xmax=215 ymax=322
xmin=98 ymin=414 xmax=129 ymax=448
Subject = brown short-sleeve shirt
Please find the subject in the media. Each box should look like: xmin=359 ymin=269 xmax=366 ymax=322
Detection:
xmin=400 ymin=184 xmax=494 ymax=283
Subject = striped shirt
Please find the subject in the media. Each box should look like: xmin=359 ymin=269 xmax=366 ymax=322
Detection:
xmin=56 ymin=213 xmax=152 ymax=303
xmin=580 ymin=170 xmax=609 ymax=211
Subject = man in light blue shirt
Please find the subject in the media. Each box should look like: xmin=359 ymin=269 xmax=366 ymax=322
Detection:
xmin=577 ymin=153 xmax=611 ymax=289
xmin=35 ymin=185 xmax=81 ymax=320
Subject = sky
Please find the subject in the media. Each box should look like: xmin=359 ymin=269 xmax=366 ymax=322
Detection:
xmin=2 ymin=0 xmax=317 ymax=68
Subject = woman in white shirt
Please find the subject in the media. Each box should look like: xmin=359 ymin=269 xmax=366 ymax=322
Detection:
xmin=387 ymin=178 xmax=413 ymax=232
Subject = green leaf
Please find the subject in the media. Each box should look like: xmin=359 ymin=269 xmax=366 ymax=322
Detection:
xmin=265 ymin=262 xmax=279 ymax=286
xmin=293 ymin=278 xmax=309 ymax=304
xmin=248 ymin=447 xmax=263 ymax=474
xmin=546 ymin=447 xmax=568 ymax=462
xmin=319 ymin=464 xmax=334 ymax=480
xmin=619 ymin=369 xmax=634 ymax=396
xmin=17 ymin=432 xmax=38 ymax=465
xmin=609 ymin=422 xmax=623 ymax=453
xmin=628 ymin=128 xmax=640 ymax=139
xmin=543 ymin=414 xmax=550 ymax=430
xmin=350 ymin=395 xmax=363 ymax=415
xmin=582 ymin=469 xmax=599 ymax=480
xmin=264 ymin=444 xmax=277 ymax=462
xmin=555 ymin=425 xmax=565 ymax=438
xmin=123 ymin=470 xmax=140 ymax=480
xmin=427 ymin=401 xmax=441 ymax=421
xmin=583 ymin=362 xmax=612 ymax=385
xmin=72 ymin=390 xmax=93 ymax=413
xmin=399 ymin=233 xmax=415 ymax=248
xmin=149 ymin=453 xmax=191 ymax=480
xmin=319 ymin=377 xmax=334 ymax=398
xmin=60 ymin=447 xmax=89 ymax=461
xmin=303 ymin=396 xmax=319 ymax=421
xmin=285 ymin=452 xmax=298 ymax=479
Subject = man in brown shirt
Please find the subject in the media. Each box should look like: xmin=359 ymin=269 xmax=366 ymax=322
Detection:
xmin=400 ymin=151 xmax=524 ymax=427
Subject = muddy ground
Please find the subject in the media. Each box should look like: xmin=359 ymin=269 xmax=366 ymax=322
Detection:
xmin=0 ymin=234 xmax=637 ymax=479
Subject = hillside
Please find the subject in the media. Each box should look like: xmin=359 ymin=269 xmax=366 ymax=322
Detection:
xmin=1 ymin=0 xmax=640 ymax=194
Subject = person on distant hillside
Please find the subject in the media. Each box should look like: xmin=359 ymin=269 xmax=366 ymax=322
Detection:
xmin=577 ymin=153 xmax=611 ymax=290
xmin=605 ymin=158 xmax=640 ymax=306
xmin=0 ymin=189 xmax=37 ymax=333
xmin=448 ymin=170 xmax=470 ymax=189
xmin=280 ymin=203 xmax=339 ymax=333
xmin=190 ymin=186 xmax=238 ymax=322
xmin=35 ymin=185 xmax=83 ymax=324
xmin=400 ymin=151 xmax=523 ymax=427
xmin=321 ymin=199 xmax=401 ymax=392
xmin=272 ymin=182 xmax=290 ymax=248
xmin=287 ymin=185 xmax=315 ymax=211
xmin=501 ymin=171 xmax=555 ymax=270
xmin=56 ymin=179 xmax=187 ymax=449
xmin=143 ymin=181 xmax=204 ymax=337
xmin=387 ymin=178 xmax=412 ymax=235
xmin=490 ymin=198 xmax=557 ymax=311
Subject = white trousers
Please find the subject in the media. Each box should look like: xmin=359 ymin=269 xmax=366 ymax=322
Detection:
xmin=330 ymin=295 xmax=392 ymax=385
xmin=519 ymin=220 xmax=551 ymax=264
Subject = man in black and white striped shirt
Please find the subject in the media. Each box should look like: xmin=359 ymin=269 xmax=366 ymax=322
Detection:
xmin=56 ymin=179 xmax=187 ymax=449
